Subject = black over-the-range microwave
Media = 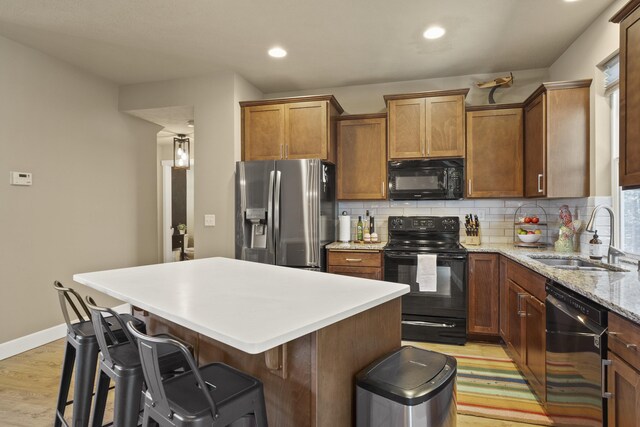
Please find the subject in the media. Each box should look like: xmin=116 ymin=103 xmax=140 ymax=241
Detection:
xmin=388 ymin=159 xmax=464 ymax=200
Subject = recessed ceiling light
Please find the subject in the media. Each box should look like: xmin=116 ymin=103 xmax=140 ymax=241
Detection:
xmin=268 ymin=47 xmax=287 ymax=58
xmin=187 ymin=120 xmax=194 ymax=128
xmin=423 ymin=26 xmax=446 ymax=40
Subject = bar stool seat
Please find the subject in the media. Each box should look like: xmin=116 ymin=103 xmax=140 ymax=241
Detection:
xmin=127 ymin=322 xmax=268 ymax=427
xmin=163 ymin=364 xmax=262 ymax=418
xmin=53 ymin=281 xmax=146 ymax=427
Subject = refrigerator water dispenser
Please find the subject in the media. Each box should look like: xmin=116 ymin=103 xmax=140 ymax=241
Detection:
xmin=245 ymin=208 xmax=267 ymax=249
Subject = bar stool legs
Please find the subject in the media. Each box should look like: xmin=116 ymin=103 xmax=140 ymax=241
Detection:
xmin=55 ymin=337 xmax=99 ymax=427
xmin=90 ymin=372 xmax=144 ymax=427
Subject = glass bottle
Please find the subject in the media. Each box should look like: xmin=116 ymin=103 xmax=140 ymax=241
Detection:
xmin=356 ymin=216 xmax=364 ymax=242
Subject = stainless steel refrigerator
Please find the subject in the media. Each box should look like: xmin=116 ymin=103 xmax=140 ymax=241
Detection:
xmin=235 ymin=159 xmax=336 ymax=271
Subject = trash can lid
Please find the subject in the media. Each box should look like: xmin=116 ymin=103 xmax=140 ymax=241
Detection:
xmin=356 ymin=346 xmax=457 ymax=406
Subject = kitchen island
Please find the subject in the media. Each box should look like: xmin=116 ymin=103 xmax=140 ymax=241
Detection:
xmin=74 ymin=257 xmax=409 ymax=427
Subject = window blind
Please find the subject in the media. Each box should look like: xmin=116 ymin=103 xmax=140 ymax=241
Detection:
xmin=604 ymin=55 xmax=619 ymax=92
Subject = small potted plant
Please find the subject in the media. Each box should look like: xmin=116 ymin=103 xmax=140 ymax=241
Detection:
xmin=177 ymin=223 xmax=187 ymax=235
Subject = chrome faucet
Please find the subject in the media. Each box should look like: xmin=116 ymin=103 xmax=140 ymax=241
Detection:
xmin=586 ymin=205 xmax=625 ymax=265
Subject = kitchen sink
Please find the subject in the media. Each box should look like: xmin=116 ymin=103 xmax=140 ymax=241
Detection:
xmin=527 ymin=256 xmax=626 ymax=272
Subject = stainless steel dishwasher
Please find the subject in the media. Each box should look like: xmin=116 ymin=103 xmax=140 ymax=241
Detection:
xmin=545 ymin=281 xmax=609 ymax=426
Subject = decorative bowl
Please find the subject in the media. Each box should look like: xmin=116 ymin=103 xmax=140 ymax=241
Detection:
xmin=518 ymin=233 xmax=542 ymax=243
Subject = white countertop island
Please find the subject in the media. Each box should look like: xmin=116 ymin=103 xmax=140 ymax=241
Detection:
xmin=74 ymin=257 xmax=408 ymax=427
xmin=74 ymin=257 xmax=408 ymax=354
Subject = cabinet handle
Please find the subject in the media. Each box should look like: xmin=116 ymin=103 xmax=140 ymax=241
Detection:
xmin=517 ymin=292 xmax=527 ymax=317
xmin=627 ymin=343 xmax=638 ymax=350
xmin=345 ymin=258 xmax=363 ymax=262
xmin=381 ymin=181 xmax=385 ymax=197
xmin=468 ymin=179 xmax=472 ymax=196
xmin=537 ymin=174 xmax=543 ymax=193
xmin=285 ymin=144 xmax=289 ymax=159
xmin=602 ymin=359 xmax=612 ymax=399
xmin=280 ymin=144 xmax=284 ymax=159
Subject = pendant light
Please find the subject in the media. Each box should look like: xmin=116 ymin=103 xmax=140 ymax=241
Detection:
xmin=173 ymin=134 xmax=191 ymax=170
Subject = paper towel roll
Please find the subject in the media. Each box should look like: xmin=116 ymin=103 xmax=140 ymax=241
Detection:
xmin=339 ymin=215 xmax=351 ymax=242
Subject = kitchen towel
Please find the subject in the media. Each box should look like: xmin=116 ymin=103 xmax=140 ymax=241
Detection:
xmin=416 ymin=254 xmax=438 ymax=292
xmin=339 ymin=215 xmax=351 ymax=242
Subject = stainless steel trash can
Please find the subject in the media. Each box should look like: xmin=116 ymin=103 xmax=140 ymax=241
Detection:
xmin=356 ymin=346 xmax=457 ymax=427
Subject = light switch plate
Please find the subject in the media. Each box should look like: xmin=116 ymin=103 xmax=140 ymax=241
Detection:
xmin=204 ymin=214 xmax=216 ymax=227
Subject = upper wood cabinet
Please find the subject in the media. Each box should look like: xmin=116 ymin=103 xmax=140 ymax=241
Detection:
xmin=241 ymin=95 xmax=344 ymax=163
xmin=612 ymin=0 xmax=640 ymax=189
xmin=385 ymin=89 xmax=468 ymax=160
xmin=336 ymin=114 xmax=387 ymax=200
xmin=467 ymin=253 xmax=500 ymax=336
xmin=523 ymin=80 xmax=591 ymax=198
xmin=466 ymin=105 xmax=524 ymax=198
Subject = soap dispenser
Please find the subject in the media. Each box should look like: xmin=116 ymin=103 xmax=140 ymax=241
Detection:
xmin=588 ymin=230 xmax=603 ymax=260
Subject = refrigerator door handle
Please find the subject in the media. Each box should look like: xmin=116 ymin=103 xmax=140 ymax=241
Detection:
xmin=274 ymin=170 xmax=282 ymax=250
xmin=268 ymin=170 xmax=275 ymax=253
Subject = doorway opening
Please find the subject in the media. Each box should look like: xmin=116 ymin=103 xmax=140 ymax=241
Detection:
xmin=125 ymin=105 xmax=195 ymax=263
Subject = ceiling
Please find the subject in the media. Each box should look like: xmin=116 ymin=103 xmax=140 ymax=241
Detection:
xmin=0 ymin=0 xmax=616 ymax=93
xmin=127 ymin=105 xmax=194 ymax=138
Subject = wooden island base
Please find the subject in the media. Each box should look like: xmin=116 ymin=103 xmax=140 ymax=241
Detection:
xmin=136 ymin=298 xmax=401 ymax=427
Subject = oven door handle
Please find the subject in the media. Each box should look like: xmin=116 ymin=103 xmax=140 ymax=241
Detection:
xmin=402 ymin=320 xmax=457 ymax=328
xmin=385 ymin=251 xmax=467 ymax=260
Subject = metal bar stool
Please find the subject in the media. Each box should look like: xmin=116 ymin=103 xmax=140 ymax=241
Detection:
xmin=53 ymin=281 xmax=146 ymax=427
xmin=127 ymin=321 xmax=269 ymax=427
xmin=86 ymin=297 xmax=191 ymax=427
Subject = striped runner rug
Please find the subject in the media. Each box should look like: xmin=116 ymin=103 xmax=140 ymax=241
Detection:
xmin=449 ymin=353 xmax=601 ymax=426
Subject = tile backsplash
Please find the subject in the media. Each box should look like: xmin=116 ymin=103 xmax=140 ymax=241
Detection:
xmin=338 ymin=196 xmax=612 ymax=253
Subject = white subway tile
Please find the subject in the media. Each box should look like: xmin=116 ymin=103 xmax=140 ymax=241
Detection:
xmin=376 ymin=208 xmax=404 ymax=215
xmin=446 ymin=200 xmax=475 ymax=207
xmin=339 ymin=202 xmax=363 ymax=209
xmin=488 ymin=236 xmax=511 ymax=244
xmin=475 ymin=200 xmax=505 ymax=208
xmin=403 ymin=207 xmax=432 ymax=215
xmin=390 ymin=200 xmax=417 ymax=208
xmin=417 ymin=200 xmax=445 ymax=208
xmin=365 ymin=201 xmax=390 ymax=208
xmin=431 ymin=208 xmax=460 ymax=216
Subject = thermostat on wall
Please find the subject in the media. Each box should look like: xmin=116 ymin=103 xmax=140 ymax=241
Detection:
xmin=10 ymin=171 xmax=32 ymax=186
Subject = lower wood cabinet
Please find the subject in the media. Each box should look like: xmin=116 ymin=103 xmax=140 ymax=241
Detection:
xmin=502 ymin=258 xmax=546 ymax=403
xmin=327 ymin=250 xmax=383 ymax=280
xmin=467 ymin=253 xmax=500 ymax=335
xmin=607 ymin=311 xmax=640 ymax=426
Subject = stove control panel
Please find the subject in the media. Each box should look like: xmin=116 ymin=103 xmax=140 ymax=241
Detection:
xmin=388 ymin=216 xmax=459 ymax=232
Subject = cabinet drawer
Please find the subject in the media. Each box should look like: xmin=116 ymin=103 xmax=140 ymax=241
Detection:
xmin=327 ymin=265 xmax=382 ymax=280
xmin=507 ymin=260 xmax=546 ymax=301
xmin=327 ymin=251 xmax=382 ymax=267
xmin=609 ymin=312 xmax=640 ymax=371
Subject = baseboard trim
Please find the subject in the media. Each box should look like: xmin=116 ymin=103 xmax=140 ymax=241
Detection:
xmin=0 ymin=303 xmax=130 ymax=360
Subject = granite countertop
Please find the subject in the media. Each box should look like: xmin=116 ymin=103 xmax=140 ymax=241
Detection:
xmin=464 ymin=243 xmax=640 ymax=324
xmin=326 ymin=241 xmax=387 ymax=250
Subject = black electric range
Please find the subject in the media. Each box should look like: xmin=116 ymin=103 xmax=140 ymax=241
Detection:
xmin=384 ymin=216 xmax=467 ymax=345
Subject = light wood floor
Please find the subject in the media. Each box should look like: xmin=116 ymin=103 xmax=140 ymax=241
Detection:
xmin=0 ymin=339 xmax=539 ymax=426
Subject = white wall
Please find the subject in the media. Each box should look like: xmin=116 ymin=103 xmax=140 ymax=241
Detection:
xmin=267 ymin=68 xmax=549 ymax=112
xmin=119 ymin=73 xmax=239 ymax=258
xmin=0 ymin=35 xmax=160 ymax=343
xmin=234 ymin=75 xmax=263 ymax=161
xmin=549 ymin=0 xmax=627 ymax=197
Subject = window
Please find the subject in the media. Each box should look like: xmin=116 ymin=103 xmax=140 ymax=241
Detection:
xmin=611 ymin=86 xmax=640 ymax=257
